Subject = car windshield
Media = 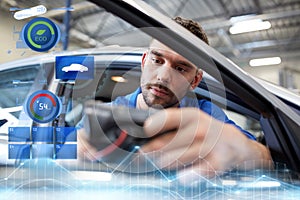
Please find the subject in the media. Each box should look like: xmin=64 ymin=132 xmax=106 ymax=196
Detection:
xmin=0 ymin=0 xmax=299 ymax=199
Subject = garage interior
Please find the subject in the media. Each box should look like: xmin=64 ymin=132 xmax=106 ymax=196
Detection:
xmin=0 ymin=0 xmax=299 ymax=95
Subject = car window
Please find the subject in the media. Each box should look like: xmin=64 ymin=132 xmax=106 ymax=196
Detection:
xmin=64 ymin=60 xmax=141 ymax=126
xmin=0 ymin=65 xmax=39 ymax=117
xmin=224 ymin=110 xmax=264 ymax=141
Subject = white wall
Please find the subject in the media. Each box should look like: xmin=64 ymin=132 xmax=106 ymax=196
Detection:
xmin=243 ymin=65 xmax=280 ymax=85
xmin=243 ymin=65 xmax=300 ymax=95
xmin=0 ymin=10 xmax=36 ymax=63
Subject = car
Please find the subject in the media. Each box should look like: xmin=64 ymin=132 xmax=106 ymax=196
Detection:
xmin=62 ymin=63 xmax=89 ymax=72
xmin=0 ymin=0 xmax=299 ymax=199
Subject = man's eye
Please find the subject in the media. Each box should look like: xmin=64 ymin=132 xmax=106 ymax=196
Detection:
xmin=151 ymin=57 xmax=163 ymax=64
xmin=175 ymin=66 xmax=186 ymax=72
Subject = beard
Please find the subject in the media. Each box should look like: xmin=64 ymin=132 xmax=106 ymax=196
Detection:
xmin=141 ymin=83 xmax=180 ymax=109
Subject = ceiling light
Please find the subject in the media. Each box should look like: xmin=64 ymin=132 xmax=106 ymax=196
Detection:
xmin=111 ymin=76 xmax=127 ymax=83
xmin=229 ymin=19 xmax=271 ymax=34
xmin=249 ymin=57 xmax=281 ymax=67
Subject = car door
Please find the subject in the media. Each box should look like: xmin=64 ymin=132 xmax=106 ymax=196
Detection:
xmin=88 ymin=0 xmax=300 ymax=172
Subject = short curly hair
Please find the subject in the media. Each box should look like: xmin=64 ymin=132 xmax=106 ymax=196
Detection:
xmin=173 ymin=16 xmax=209 ymax=45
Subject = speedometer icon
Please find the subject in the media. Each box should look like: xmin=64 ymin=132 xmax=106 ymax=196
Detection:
xmin=25 ymin=90 xmax=62 ymax=123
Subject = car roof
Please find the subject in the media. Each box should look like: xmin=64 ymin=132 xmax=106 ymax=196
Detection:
xmin=253 ymin=77 xmax=300 ymax=107
xmin=0 ymin=46 xmax=145 ymax=71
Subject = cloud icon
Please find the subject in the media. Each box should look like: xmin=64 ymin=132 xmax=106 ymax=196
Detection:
xmin=61 ymin=63 xmax=88 ymax=72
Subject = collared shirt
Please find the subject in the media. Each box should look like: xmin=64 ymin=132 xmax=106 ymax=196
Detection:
xmin=112 ymin=88 xmax=256 ymax=140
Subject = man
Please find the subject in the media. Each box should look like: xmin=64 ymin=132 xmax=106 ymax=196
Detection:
xmin=78 ymin=17 xmax=272 ymax=184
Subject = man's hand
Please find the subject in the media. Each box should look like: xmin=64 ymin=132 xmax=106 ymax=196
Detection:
xmin=141 ymin=107 xmax=273 ymax=184
xmin=77 ymin=128 xmax=99 ymax=161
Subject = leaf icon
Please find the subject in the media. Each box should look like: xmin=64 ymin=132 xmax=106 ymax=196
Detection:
xmin=36 ymin=29 xmax=46 ymax=35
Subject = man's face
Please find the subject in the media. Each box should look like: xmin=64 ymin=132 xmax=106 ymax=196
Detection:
xmin=140 ymin=40 xmax=202 ymax=109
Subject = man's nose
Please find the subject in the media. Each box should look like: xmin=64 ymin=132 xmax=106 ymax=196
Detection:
xmin=157 ymin=64 xmax=172 ymax=83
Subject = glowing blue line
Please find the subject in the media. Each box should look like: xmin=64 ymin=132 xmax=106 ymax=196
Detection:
xmin=9 ymin=7 xmax=22 ymax=11
xmin=51 ymin=7 xmax=74 ymax=11
xmin=138 ymin=148 xmax=174 ymax=182
xmin=110 ymin=146 xmax=140 ymax=174
xmin=0 ymin=161 xmax=27 ymax=182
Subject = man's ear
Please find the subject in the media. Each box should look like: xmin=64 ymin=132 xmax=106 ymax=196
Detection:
xmin=141 ymin=52 xmax=147 ymax=71
xmin=191 ymin=69 xmax=203 ymax=89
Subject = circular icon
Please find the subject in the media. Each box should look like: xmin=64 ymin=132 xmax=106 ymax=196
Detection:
xmin=25 ymin=90 xmax=62 ymax=123
xmin=22 ymin=17 xmax=60 ymax=52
